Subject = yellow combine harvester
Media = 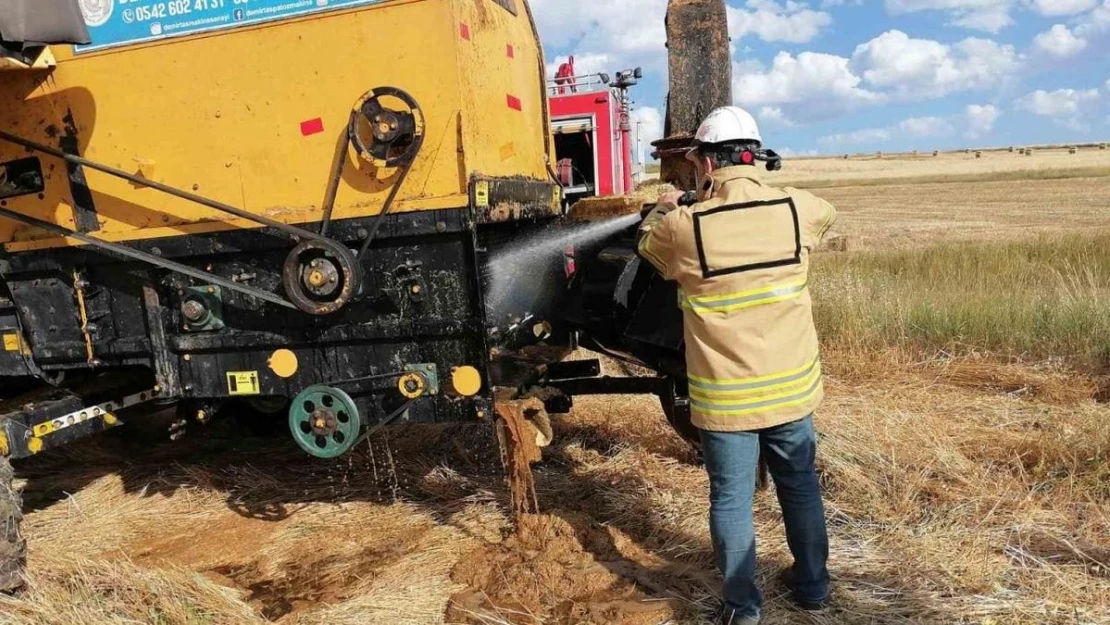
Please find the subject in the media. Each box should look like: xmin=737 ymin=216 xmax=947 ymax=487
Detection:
xmin=0 ymin=0 xmax=557 ymax=450
xmin=0 ymin=0 xmax=572 ymax=588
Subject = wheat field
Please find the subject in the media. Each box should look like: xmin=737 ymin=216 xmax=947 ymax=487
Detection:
xmin=2 ymin=151 xmax=1109 ymax=625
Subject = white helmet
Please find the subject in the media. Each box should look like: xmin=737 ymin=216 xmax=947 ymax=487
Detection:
xmin=695 ymin=106 xmax=762 ymax=147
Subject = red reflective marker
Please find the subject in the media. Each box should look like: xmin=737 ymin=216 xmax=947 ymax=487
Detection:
xmin=300 ymin=118 xmax=324 ymax=136
xmin=460 ymin=23 xmax=471 ymax=40
xmin=507 ymin=95 xmax=522 ymax=111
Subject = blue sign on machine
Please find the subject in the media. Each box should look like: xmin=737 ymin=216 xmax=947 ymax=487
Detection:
xmin=73 ymin=0 xmax=386 ymax=54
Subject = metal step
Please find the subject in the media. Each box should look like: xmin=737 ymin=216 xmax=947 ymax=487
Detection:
xmin=0 ymin=374 xmax=158 ymax=460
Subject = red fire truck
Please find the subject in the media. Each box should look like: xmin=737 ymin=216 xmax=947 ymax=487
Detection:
xmin=549 ymin=62 xmax=643 ymax=203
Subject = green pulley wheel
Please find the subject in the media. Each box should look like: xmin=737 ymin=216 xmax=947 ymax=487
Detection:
xmin=288 ymin=385 xmax=362 ymax=458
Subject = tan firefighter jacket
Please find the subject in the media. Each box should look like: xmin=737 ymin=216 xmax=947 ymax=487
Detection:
xmin=637 ymin=165 xmax=837 ymax=432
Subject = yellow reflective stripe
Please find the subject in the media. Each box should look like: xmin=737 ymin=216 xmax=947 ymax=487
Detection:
xmin=691 ymin=377 xmax=823 ymax=416
xmin=685 ymin=280 xmax=807 ymax=305
xmin=680 ymin=281 xmax=807 ymax=314
xmin=688 ymin=354 xmax=820 ymax=388
xmin=637 ymin=231 xmax=667 ymax=272
xmin=690 ymin=361 xmax=822 ymax=400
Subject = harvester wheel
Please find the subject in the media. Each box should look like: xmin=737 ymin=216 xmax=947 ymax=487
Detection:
xmin=0 ymin=453 xmax=25 ymax=593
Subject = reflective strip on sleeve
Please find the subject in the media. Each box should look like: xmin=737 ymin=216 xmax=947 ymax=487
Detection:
xmin=637 ymin=229 xmax=668 ymax=273
xmin=680 ymin=281 xmax=807 ymax=314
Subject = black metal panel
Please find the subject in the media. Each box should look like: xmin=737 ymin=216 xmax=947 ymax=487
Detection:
xmin=1 ymin=210 xmax=492 ymax=425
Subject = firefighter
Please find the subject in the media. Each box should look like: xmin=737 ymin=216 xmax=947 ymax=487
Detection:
xmin=637 ymin=106 xmax=836 ymax=625
xmin=554 ymin=55 xmax=577 ymax=94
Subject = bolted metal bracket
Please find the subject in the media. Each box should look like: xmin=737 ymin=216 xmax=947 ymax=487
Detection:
xmin=403 ymin=363 xmax=440 ymax=396
xmin=180 ymin=286 xmax=225 ymax=333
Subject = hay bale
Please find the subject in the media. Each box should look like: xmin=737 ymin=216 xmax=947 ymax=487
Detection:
xmin=823 ymin=235 xmax=851 ymax=252
xmin=975 ymin=151 xmax=982 ymax=159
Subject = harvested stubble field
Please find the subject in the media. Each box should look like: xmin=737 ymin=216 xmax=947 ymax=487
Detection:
xmin=3 ymin=151 xmax=1109 ymax=625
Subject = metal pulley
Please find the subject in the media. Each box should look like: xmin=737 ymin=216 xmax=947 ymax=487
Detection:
xmin=281 ymin=239 xmax=361 ymax=315
xmin=288 ymin=385 xmax=361 ymax=459
xmin=349 ymin=87 xmax=426 ymax=168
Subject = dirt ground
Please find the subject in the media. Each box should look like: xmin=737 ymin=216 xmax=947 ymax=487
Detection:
xmin=4 ymin=360 xmax=1108 ymax=625
xmin=3 ymin=154 xmax=1109 ymax=625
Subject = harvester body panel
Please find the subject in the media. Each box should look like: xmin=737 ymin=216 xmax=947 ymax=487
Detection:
xmin=0 ymin=0 xmax=555 ymax=251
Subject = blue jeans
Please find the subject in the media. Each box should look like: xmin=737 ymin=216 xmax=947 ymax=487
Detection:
xmin=700 ymin=415 xmax=830 ymax=617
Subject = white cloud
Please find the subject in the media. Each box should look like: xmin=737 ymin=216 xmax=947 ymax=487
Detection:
xmin=735 ymin=51 xmax=883 ymax=123
xmin=898 ymin=116 xmax=957 ymax=137
xmin=819 ymin=107 xmax=996 ymax=147
xmin=1033 ymin=24 xmax=1088 ymax=58
xmin=884 ymin=0 xmax=1014 ymax=33
xmin=1016 ymin=88 xmax=1100 ymax=129
xmin=851 ymin=30 xmax=1021 ymax=98
xmin=1075 ymin=1 xmax=1110 ymax=38
xmin=965 ymin=104 xmax=1000 ymax=138
xmin=819 ymin=127 xmax=893 ymax=146
xmin=1029 ymin=0 xmax=1097 ymax=16
xmin=819 ymin=116 xmax=954 ymax=146
xmin=756 ymin=106 xmax=796 ymax=128
xmin=531 ymin=0 xmax=667 ymax=70
xmin=632 ymin=106 xmax=664 ymax=149
xmin=778 ymin=147 xmax=820 ymax=157
xmin=951 ymin=4 xmax=1014 ymax=31
xmin=727 ymin=0 xmax=833 ymax=44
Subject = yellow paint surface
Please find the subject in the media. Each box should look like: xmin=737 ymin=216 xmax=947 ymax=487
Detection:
xmin=0 ymin=0 xmax=556 ymax=250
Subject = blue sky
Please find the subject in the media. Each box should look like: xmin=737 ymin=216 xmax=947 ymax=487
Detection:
xmin=531 ymin=0 xmax=1110 ymax=156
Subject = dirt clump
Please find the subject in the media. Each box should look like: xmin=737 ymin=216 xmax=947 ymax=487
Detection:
xmin=447 ymin=513 xmax=678 ymax=625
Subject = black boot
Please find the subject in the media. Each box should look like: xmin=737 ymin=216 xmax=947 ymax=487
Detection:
xmin=715 ymin=604 xmax=760 ymax=625
xmin=779 ymin=567 xmax=830 ymax=612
